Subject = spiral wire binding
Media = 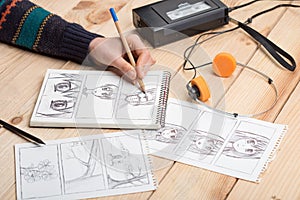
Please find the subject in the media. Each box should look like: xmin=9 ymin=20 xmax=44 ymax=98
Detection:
xmin=256 ymin=125 xmax=288 ymax=182
xmin=141 ymin=130 xmax=158 ymax=188
xmin=155 ymin=71 xmax=171 ymax=127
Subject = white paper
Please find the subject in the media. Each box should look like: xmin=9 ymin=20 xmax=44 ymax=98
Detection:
xmin=146 ymin=98 xmax=287 ymax=182
xmin=30 ymin=69 xmax=170 ymax=129
xmin=15 ymin=131 xmax=156 ymax=200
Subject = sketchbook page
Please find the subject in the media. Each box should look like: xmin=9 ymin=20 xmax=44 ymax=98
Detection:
xmin=144 ymin=98 xmax=202 ymax=158
xmin=148 ymin=98 xmax=287 ymax=182
xmin=15 ymin=131 xmax=156 ymax=200
xmin=91 ymin=70 xmax=170 ymax=129
xmin=30 ymin=69 xmax=170 ymax=129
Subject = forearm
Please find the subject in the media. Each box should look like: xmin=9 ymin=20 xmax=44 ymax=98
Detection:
xmin=0 ymin=0 xmax=101 ymax=63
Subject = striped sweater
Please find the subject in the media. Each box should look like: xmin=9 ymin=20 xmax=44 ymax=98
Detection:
xmin=0 ymin=0 xmax=101 ymax=63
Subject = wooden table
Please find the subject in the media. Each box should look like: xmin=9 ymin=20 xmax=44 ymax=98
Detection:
xmin=1 ymin=0 xmax=300 ymax=199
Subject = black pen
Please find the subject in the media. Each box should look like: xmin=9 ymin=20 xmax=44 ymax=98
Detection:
xmin=0 ymin=119 xmax=46 ymax=145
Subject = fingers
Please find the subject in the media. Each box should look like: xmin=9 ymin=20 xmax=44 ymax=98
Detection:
xmin=88 ymin=35 xmax=155 ymax=81
xmin=136 ymin=50 xmax=156 ymax=79
xmin=126 ymin=34 xmax=156 ymax=79
xmin=111 ymin=57 xmax=137 ymax=80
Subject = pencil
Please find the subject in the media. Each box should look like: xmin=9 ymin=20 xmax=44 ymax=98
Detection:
xmin=0 ymin=119 xmax=46 ymax=145
xmin=109 ymin=8 xmax=146 ymax=93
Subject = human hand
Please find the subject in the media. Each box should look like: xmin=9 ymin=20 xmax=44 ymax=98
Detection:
xmin=88 ymin=34 xmax=156 ymax=81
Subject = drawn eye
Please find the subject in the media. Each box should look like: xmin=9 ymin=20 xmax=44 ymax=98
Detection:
xmin=50 ymin=100 xmax=68 ymax=111
xmin=102 ymin=87 xmax=111 ymax=91
xmin=206 ymin=146 xmax=212 ymax=150
xmin=54 ymin=81 xmax=72 ymax=92
xmin=245 ymin=149 xmax=254 ymax=153
xmin=247 ymin=139 xmax=256 ymax=145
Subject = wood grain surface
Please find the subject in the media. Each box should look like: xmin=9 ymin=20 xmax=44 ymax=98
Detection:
xmin=0 ymin=0 xmax=299 ymax=199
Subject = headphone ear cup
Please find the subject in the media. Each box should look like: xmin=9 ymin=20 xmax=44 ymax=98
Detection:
xmin=212 ymin=52 xmax=236 ymax=77
xmin=191 ymin=75 xmax=210 ymax=102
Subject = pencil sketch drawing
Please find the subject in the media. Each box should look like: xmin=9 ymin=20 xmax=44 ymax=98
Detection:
xmin=76 ymin=76 xmax=120 ymax=119
xmin=21 ymin=159 xmax=58 ymax=183
xmin=48 ymin=73 xmax=82 ymax=98
xmin=103 ymin=136 xmax=149 ymax=189
xmin=145 ymin=124 xmax=186 ymax=144
xmin=82 ymin=84 xmax=119 ymax=100
xmin=36 ymin=73 xmax=83 ymax=118
xmin=36 ymin=97 xmax=76 ymax=118
xmin=124 ymin=88 xmax=156 ymax=106
xmin=16 ymin=132 xmax=157 ymax=199
xmin=115 ymin=87 xmax=158 ymax=120
xmin=50 ymin=99 xmax=74 ymax=113
xmin=222 ymin=130 xmax=269 ymax=159
xmin=185 ymin=130 xmax=225 ymax=161
xmin=18 ymin=145 xmax=63 ymax=199
xmin=53 ymin=80 xmax=81 ymax=98
xmin=61 ymin=140 xmax=105 ymax=193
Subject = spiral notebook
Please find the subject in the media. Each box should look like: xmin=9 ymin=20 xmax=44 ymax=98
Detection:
xmin=30 ymin=69 xmax=170 ymax=129
xmin=15 ymin=130 xmax=157 ymax=199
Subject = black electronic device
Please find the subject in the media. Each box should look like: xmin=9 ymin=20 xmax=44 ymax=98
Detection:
xmin=132 ymin=0 xmax=229 ymax=47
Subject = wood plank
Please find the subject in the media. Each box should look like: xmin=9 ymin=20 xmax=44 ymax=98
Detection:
xmin=0 ymin=0 xmax=298 ymax=199
xmin=149 ymin=0 xmax=297 ymax=199
xmin=150 ymin=163 xmax=237 ymax=200
xmin=216 ymin=3 xmax=300 ymax=121
xmin=227 ymin=81 xmax=300 ymax=198
xmin=0 ymin=0 xmax=77 ymax=196
xmin=31 ymin=0 xmax=81 ymax=16
xmin=225 ymin=5 xmax=300 ymax=199
xmin=64 ymin=0 xmax=131 ymax=29
xmin=0 ymin=56 xmax=69 ymax=199
xmin=200 ymin=0 xmax=290 ymax=63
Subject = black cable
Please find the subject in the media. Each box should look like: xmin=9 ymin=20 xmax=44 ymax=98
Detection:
xmin=183 ymin=27 xmax=239 ymax=79
xmin=229 ymin=0 xmax=300 ymax=13
xmin=183 ymin=3 xmax=300 ymax=79
xmin=246 ymin=4 xmax=300 ymax=23
xmin=229 ymin=0 xmax=260 ymax=12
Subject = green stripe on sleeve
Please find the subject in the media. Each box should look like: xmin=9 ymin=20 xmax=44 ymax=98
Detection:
xmin=0 ymin=0 xmax=6 ymax=7
xmin=15 ymin=7 xmax=50 ymax=49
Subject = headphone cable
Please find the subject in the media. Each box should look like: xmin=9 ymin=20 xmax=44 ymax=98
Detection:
xmin=183 ymin=2 xmax=300 ymax=78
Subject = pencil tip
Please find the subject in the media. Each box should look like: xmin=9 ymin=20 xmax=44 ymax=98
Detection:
xmin=141 ymin=87 xmax=146 ymax=94
xmin=38 ymin=140 xmax=46 ymax=145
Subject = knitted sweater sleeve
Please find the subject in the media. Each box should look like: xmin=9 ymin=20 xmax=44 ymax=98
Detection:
xmin=0 ymin=0 xmax=102 ymax=63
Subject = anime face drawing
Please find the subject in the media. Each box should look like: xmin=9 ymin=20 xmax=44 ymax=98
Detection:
xmin=222 ymin=130 xmax=269 ymax=159
xmin=50 ymin=100 xmax=74 ymax=112
xmin=233 ymin=138 xmax=259 ymax=155
xmin=54 ymin=80 xmax=80 ymax=94
xmin=188 ymin=130 xmax=224 ymax=157
xmin=36 ymin=73 xmax=82 ymax=118
xmin=36 ymin=98 xmax=76 ymax=117
xmin=92 ymin=84 xmax=118 ymax=99
xmin=145 ymin=125 xmax=186 ymax=144
xmin=156 ymin=126 xmax=185 ymax=144
xmin=124 ymin=88 xmax=156 ymax=106
xmin=83 ymin=84 xmax=118 ymax=100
